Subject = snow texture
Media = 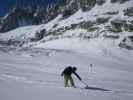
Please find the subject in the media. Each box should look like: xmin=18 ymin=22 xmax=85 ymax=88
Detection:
xmin=0 ymin=46 xmax=133 ymax=100
xmin=0 ymin=1 xmax=133 ymax=99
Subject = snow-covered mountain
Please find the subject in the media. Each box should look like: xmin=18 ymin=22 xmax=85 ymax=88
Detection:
xmin=0 ymin=0 xmax=133 ymax=51
xmin=0 ymin=1 xmax=133 ymax=100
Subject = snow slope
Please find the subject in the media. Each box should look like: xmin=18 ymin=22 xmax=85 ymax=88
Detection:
xmin=0 ymin=0 xmax=133 ymax=100
xmin=0 ymin=47 xmax=133 ymax=100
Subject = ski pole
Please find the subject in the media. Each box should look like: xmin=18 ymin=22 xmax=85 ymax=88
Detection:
xmin=80 ymin=80 xmax=89 ymax=88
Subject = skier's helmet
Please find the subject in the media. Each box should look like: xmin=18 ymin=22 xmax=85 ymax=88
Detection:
xmin=72 ymin=66 xmax=77 ymax=71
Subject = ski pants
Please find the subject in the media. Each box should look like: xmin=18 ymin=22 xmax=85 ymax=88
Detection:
xmin=64 ymin=75 xmax=75 ymax=87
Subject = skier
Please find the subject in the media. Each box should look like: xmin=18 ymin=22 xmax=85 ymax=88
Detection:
xmin=61 ymin=66 xmax=82 ymax=87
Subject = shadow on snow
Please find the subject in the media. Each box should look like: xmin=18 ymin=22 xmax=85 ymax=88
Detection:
xmin=84 ymin=86 xmax=111 ymax=91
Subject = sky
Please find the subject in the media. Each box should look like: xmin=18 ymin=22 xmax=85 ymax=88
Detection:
xmin=0 ymin=0 xmax=57 ymax=16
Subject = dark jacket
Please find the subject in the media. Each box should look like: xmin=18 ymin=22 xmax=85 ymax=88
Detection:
xmin=61 ymin=67 xmax=82 ymax=80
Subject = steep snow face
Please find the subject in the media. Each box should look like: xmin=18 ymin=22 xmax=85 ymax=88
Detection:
xmin=36 ymin=0 xmax=133 ymax=50
xmin=44 ymin=14 xmax=63 ymax=31
xmin=0 ymin=15 xmax=62 ymax=41
xmin=0 ymin=0 xmax=133 ymax=50
xmin=0 ymin=26 xmax=39 ymax=41
xmin=53 ymin=0 xmax=133 ymax=29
